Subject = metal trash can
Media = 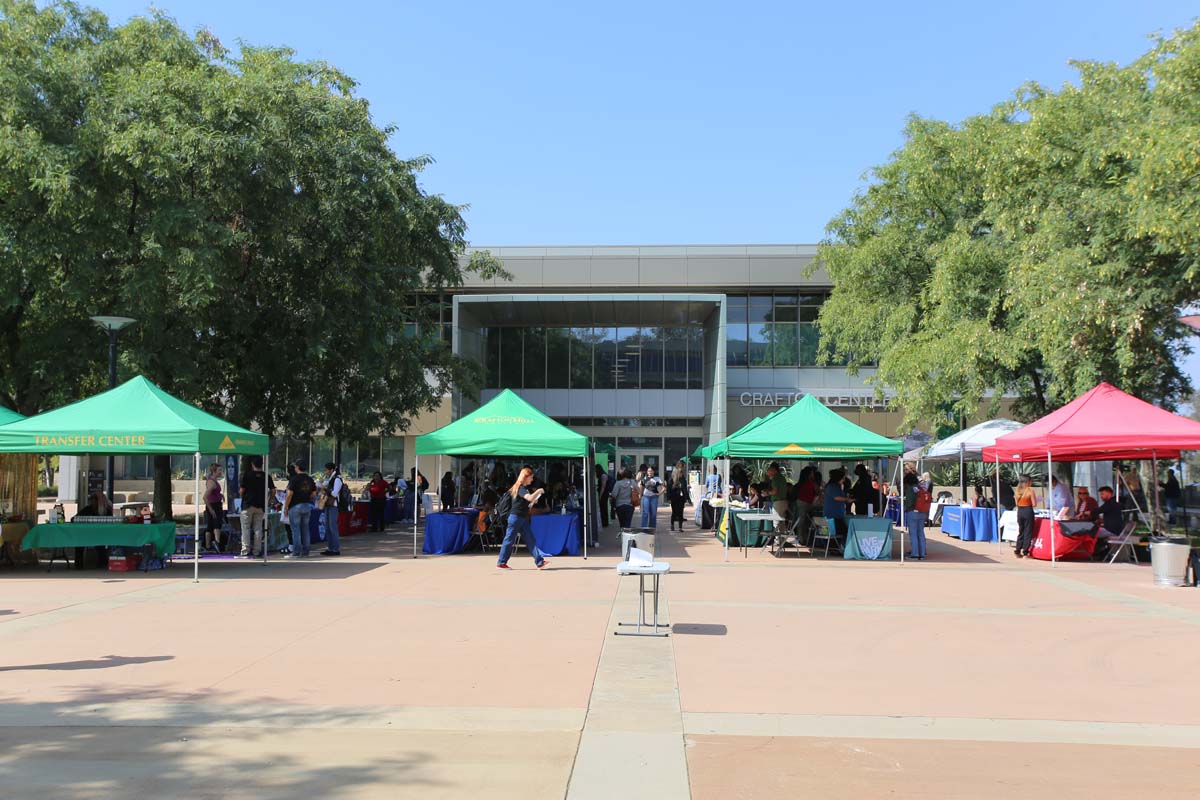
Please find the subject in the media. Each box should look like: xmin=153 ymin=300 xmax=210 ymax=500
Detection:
xmin=1150 ymin=537 xmax=1191 ymax=587
xmin=620 ymin=528 xmax=659 ymax=559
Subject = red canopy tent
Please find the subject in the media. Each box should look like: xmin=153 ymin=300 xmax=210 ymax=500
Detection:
xmin=981 ymin=382 xmax=1200 ymax=562
xmin=981 ymin=382 xmax=1200 ymax=463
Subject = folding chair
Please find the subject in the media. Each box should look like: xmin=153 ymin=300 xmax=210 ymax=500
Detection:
xmin=1106 ymin=520 xmax=1140 ymax=564
xmin=810 ymin=518 xmax=843 ymax=558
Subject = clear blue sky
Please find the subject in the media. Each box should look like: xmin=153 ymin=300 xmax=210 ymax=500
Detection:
xmin=94 ymin=0 xmax=1196 ymax=247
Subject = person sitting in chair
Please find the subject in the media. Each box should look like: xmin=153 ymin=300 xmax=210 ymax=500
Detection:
xmin=1093 ymin=486 xmax=1123 ymax=561
xmin=1073 ymin=487 xmax=1099 ymax=524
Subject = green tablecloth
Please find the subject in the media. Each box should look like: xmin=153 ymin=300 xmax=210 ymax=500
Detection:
xmin=22 ymin=522 xmax=178 ymax=558
xmin=729 ymin=511 xmax=775 ymax=548
xmin=843 ymin=517 xmax=893 ymax=560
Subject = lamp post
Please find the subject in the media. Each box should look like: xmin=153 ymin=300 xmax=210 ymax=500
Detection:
xmin=90 ymin=316 xmax=137 ymax=501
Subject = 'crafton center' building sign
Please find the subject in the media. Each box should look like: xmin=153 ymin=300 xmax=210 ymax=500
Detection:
xmin=733 ymin=390 xmax=890 ymax=409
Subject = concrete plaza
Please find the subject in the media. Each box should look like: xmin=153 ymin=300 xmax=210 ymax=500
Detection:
xmin=2 ymin=512 xmax=1199 ymax=798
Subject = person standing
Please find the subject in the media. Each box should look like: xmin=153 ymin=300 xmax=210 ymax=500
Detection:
xmin=705 ymin=465 xmax=722 ymax=496
xmin=1050 ymin=476 xmax=1072 ymax=519
xmin=611 ymin=468 xmax=638 ymax=529
xmin=203 ymin=462 xmax=225 ymax=553
xmin=319 ymin=463 xmax=345 ymax=556
xmin=795 ymin=466 xmax=817 ymax=545
xmin=998 ymin=479 xmax=1016 ymax=513
xmin=409 ymin=468 xmax=429 ymax=520
xmin=282 ymin=462 xmax=316 ymax=558
xmin=668 ymin=460 xmax=691 ymax=531
xmin=852 ymin=464 xmax=875 ymax=516
xmin=440 ymin=471 xmax=455 ymax=509
xmin=496 ymin=467 xmax=548 ymax=569
xmin=237 ymin=456 xmax=273 ymax=558
xmin=640 ymin=465 xmax=664 ymax=529
xmin=822 ymin=468 xmax=851 ymax=542
xmin=595 ymin=464 xmax=612 ymax=528
xmin=367 ymin=471 xmax=389 ymax=532
xmin=1014 ymin=475 xmax=1038 ymax=558
xmin=905 ymin=475 xmax=931 ymax=559
xmin=1161 ymin=469 xmax=1182 ymax=523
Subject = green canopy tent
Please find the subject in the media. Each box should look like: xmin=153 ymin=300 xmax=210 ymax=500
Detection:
xmin=711 ymin=394 xmax=904 ymax=561
xmin=0 ymin=376 xmax=268 ymax=580
xmin=414 ymin=389 xmax=592 ymax=558
xmin=0 ymin=406 xmax=24 ymax=426
xmin=700 ymin=406 xmax=788 ymax=460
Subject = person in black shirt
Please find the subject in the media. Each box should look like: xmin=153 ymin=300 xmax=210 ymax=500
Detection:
xmin=1093 ymin=485 xmax=1124 ymax=561
xmin=283 ymin=462 xmax=316 ymax=557
xmin=237 ymin=456 xmax=274 ymax=558
xmin=496 ymin=466 xmax=548 ymax=569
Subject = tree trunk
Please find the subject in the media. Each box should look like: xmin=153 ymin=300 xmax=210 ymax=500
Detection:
xmin=153 ymin=454 xmax=174 ymax=521
xmin=334 ymin=437 xmax=342 ymax=468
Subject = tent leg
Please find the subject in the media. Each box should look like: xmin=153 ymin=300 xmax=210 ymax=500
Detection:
xmin=1152 ymin=452 xmax=1160 ymax=532
xmin=1048 ymin=451 xmax=1055 ymax=566
xmin=414 ymin=455 xmax=419 ymax=558
xmin=899 ymin=466 xmax=904 ymax=565
xmin=723 ymin=458 xmax=730 ymax=562
xmin=995 ymin=454 xmax=1002 ymax=548
xmin=959 ymin=444 xmax=965 ymax=504
xmin=437 ymin=455 xmax=442 ymax=510
xmin=262 ymin=453 xmax=270 ymax=565
xmin=193 ymin=451 xmax=201 ymax=583
xmin=582 ymin=455 xmax=588 ymax=560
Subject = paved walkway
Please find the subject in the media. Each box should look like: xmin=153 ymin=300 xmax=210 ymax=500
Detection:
xmin=2 ymin=513 xmax=1199 ymax=798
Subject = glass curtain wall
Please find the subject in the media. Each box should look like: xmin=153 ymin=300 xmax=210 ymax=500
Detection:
xmin=480 ymin=326 xmax=705 ymax=390
xmin=726 ymin=292 xmax=831 ymax=367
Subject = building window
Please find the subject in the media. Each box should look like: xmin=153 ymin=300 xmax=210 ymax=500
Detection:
xmin=616 ymin=327 xmax=640 ymax=389
xmin=547 ymin=328 xmax=571 ymax=388
xmin=524 ymin=327 xmax=546 ymax=389
xmin=381 ymin=437 xmax=405 ymax=478
xmin=569 ymin=327 xmax=594 ymax=390
xmin=726 ymin=296 xmax=748 ymax=367
xmin=594 ymin=327 xmax=617 ymax=389
xmin=727 ymin=292 xmax=830 ymax=368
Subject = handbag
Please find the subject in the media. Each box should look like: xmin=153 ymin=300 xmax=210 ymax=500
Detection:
xmin=632 ymin=483 xmax=642 ymax=508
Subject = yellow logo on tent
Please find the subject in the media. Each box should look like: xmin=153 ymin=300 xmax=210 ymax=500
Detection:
xmin=775 ymin=444 xmax=812 ymax=455
xmin=218 ymin=435 xmax=236 ymax=451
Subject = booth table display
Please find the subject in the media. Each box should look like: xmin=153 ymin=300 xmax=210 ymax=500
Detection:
xmin=843 ymin=517 xmax=894 ymax=560
xmin=940 ymin=506 xmax=998 ymax=542
xmin=22 ymin=522 xmax=177 ymax=559
xmin=1030 ymin=519 xmax=1097 ymax=561
xmin=354 ymin=498 xmax=403 ymax=528
xmin=532 ymin=510 xmax=583 ymax=557
xmin=423 ymin=510 xmax=480 ymax=555
xmin=730 ymin=511 xmax=775 ymax=549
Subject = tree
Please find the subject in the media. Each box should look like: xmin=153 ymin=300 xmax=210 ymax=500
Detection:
xmin=816 ymin=23 xmax=1200 ymax=427
xmin=0 ymin=2 xmax=504 ymax=513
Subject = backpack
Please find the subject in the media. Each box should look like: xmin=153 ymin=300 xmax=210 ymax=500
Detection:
xmin=915 ymin=488 xmax=932 ymax=514
xmin=495 ymin=491 xmax=514 ymax=518
xmin=334 ymin=474 xmax=353 ymax=512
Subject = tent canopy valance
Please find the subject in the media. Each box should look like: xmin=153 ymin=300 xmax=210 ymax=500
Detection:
xmin=919 ymin=419 xmax=1024 ymax=461
xmin=414 ymin=389 xmax=588 ymax=458
xmin=0 ymin=376 xmax=267 ymax=455
xmin=0 ymin=406 xmax=24 ymax=427
xmin=714 ymin=394 xmax=903 ymax=460
xmin=981 ymin=382 xmax=1200 ymax=463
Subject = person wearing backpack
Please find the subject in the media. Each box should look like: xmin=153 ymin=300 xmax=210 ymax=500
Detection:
xmin=905 ymin=474 xmax=932 ymax=560
xmin=320 ymin=462 xmax=348 ymax=556
xmin=282 ymin=462 xmax=317 ymax=558
xmin=496 ymin=466 xmax=549 ymax=570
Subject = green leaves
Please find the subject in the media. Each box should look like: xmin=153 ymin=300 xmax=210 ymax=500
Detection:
xmin=818 ymin=21 xmax=1200 ymax=426
xmin=0 ymin=1 xmax=487 ymax=440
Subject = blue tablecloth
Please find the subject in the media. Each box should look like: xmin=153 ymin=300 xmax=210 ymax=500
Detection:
xmin=844 ymin=517 xmax=893 ymax=560
xmin=941 ymin=505 xmax=963 ymax=537
xmin=385 ymin=497 xmax=401 ymax=524
xmin=940 ymin=506 xmax=997 ymax=542
xmin=531 ymin=510 xmax=582 ymax=556
xmin=423 ymin=511 xmax=480 ymax=555
xmin=960 ymin=506 xmax=998 ymax=542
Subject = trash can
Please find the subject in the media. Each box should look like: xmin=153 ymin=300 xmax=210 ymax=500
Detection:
xmin=620 ymin=528 xmax=659 ymax=559
xmin=1150 ymin=537 xmax=1191 ymax=587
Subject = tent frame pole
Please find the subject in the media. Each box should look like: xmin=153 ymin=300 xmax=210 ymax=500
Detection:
xmin=413 ymin=455 xmax=419 ymax=559
xmin=723 ymin=457 xmax=730 ymax=562
xmin=995 ymin=453 xmax=1002 ymax=548
xmin=262 ymin=452 xmax=269 ymax=566
xmin=1047 ymin=451 xmax=1055 ymax=566
xmin=1152 ymin=451 xmax=1160 ymax=532
xmin=193 ymin=451 xmax=201 ymax=583
xmin=582 ymin=454 xmax=589 ymax=560
xmin=899 ymin=464 xmax=905 ymax=565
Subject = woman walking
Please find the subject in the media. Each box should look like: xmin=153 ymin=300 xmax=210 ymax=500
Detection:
xmin=668 ymin=460 xmax=691 ymax=531
xmin=1014 ymin=475 xmax=1039 ymax=558
xmin=497 ymin=467 xmax=549 ymax=569
xmin=203 ymin=462 xmax=225 ymax=553
xmin=611 ymin=468 xmax=638 ymax=529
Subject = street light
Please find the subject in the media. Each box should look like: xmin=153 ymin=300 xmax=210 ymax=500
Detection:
xmin=90 ymin=316 xmax=137 ymax=501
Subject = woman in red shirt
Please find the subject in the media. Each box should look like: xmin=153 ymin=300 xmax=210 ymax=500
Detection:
xmin=367 ymin=471 xmax=390 ymax=532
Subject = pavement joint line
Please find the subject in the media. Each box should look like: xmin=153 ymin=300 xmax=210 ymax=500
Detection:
xmin=0 ymin=701 xmax=587 ymax=733
xmin=680 ymin=711 xmax=1200 ymax=748
xmin=1019 ymin=570 xmax=1200 ymax=626
xmin=669 ymin=599 xmax=1167 ymax=621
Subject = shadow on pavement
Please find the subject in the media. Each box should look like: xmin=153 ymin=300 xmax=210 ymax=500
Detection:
xmin=0 ymin=655 xmax=174 ymax=672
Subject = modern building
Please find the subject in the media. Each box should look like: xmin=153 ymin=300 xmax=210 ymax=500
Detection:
xmin=106 ymin=244 xmax=913 ymax=485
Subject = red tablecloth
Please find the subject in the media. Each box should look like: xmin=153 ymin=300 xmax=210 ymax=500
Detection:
xmin=1030 ymin=518 xmax=1096 ymax=561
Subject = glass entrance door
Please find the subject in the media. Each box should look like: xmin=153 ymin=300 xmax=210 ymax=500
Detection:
xmin=617 ymin=451 xmax=662 ymax=477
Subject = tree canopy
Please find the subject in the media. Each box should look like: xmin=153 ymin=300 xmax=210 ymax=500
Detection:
xmin=816 ymin=22 xmax=1200 ymax=426
xmin=0 ymin=0 xmax=503 ymax=448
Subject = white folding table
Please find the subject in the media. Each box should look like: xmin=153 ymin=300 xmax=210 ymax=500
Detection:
xmin=615 ymin=560 xmax=671 ymax=637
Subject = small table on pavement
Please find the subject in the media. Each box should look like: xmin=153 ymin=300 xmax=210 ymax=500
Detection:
xmin=615 ymin=560 xmax=671 ymax=637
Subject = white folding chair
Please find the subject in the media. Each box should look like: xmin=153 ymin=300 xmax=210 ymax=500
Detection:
xmin=810 ymin=517 xmax=840 ymax=558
